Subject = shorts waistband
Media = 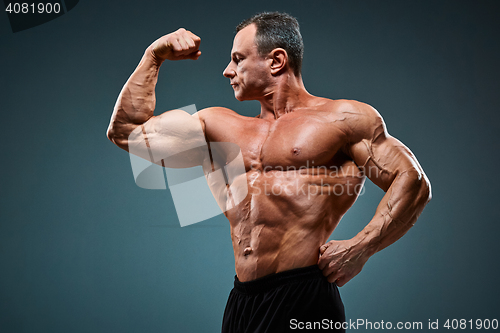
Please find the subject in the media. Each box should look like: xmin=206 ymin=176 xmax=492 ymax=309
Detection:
xmin=233 ymin=265 xmax=325 ymax=295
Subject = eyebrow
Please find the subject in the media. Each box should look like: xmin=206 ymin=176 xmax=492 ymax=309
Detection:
xmin=231 ymin=51 xmax=245 ymax=58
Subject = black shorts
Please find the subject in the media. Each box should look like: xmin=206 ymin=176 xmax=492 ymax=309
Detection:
xmin=221 ymin=265 xmax=345 ymax=333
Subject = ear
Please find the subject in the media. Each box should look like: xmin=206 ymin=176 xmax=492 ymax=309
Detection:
xmin=269 ymin=48 xmax=287 ymax=75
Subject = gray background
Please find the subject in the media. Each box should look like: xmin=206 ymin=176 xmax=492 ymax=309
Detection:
xmin=1 ymin=0 xmax=499 ymax=332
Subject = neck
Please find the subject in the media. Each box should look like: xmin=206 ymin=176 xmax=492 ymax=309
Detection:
xmin=258 ymin=73 xmax=311 ymax=120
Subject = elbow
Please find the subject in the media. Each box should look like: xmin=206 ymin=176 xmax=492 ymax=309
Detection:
xmin=402 ymin=168 xmax=432 ymax=205
xmin=106 ymin=124 xmax=129 ymax=150
xmin=106 ymin=125 xmax=120 ymax=144
xmin=422 ymin=174 xmax=432 ymax=204
xmin=415 ymin=171 xmax=432 ymax=206
xmin=106 ymin=125 xmax=115 ymax=142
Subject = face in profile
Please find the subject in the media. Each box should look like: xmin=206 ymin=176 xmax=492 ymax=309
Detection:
xmin=223 ymin=24 xmax=273 ymax=101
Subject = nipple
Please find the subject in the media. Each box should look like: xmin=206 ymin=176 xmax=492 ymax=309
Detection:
xmin=243 ymin=247 xmax=253 ymax=256
xmin=292 ymin=147 xmax=301 ymax=155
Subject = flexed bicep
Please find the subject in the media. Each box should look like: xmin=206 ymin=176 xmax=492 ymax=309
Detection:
xmin=342 ymin=101 xmax=431 ymax=250
xmin=107 ymin=28 xmax=204 ymax=157
xmin=319 ymin=102 xmax=431 ymax=285
xmin=128 ymin=109 xmax=210 ymax=168
xmin=344 ymin=102 xmax=426 ymax=192
xmin=350 ymin=134 xmax=425 ymax=192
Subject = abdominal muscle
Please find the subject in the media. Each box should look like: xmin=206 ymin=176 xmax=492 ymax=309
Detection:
xmin=225 ymin=167 xmax=365 ymax=282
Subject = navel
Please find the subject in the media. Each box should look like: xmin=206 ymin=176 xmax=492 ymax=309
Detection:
xmin=243 ymin=247 xmax=253 ymax=256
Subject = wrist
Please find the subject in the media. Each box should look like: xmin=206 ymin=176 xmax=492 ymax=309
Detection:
xmin=145 ymin=45 xmax=165 ymax=67
xmin=351 ymin=230 xmax=380 ymax=259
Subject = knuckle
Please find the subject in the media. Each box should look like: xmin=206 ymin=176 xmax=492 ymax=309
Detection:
xmin=166 ymin=36 xmax=176 ymax=45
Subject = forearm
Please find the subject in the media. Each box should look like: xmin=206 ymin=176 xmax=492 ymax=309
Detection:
xmin=351 ymin=168 xmax=432 ymax=257
xmin=107 ymin=47 xmax=162 ymax=147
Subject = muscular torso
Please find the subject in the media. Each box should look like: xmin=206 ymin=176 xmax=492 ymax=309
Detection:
xmin=201 ymin=99 xmax=365 ymax=282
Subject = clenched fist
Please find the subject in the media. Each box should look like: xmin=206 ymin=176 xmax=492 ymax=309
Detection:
xmin=318 ymin=239 xmax=371 ymax=287
xmin=149 ymin=28 xmax=201 ymax=62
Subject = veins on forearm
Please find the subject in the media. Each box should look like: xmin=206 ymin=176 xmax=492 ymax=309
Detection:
xmin=114 ymin=56 xmax=160 ymax=127
xmin=359 ymin=168 xmax=430 ymax=253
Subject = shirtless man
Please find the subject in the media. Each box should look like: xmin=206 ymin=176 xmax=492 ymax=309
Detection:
xmin=107 ymin=12 xmax=431 ymax=333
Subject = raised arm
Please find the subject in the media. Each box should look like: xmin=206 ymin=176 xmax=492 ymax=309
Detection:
xmin=106 ymin=28 xmax=207 ymax=167
xmin=318 ymin=101 xmax=432 ymax=286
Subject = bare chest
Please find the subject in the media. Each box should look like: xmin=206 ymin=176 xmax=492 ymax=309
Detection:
xmin=207 ymin=112 xmax=349 ymax=170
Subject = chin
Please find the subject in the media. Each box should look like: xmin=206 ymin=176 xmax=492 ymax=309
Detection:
xmin=234 ymin=91 xmax=246 ymax=102
xmin=235 ymin=92 xmax=258 ymax=102
xmin=233 ymin=88 xmax=257 ymax=102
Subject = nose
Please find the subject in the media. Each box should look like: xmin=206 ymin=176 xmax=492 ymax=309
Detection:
xmin=223 ymin=62 xmax=235 ymax=78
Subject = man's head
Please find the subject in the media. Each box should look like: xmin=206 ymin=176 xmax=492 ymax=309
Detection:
xmin=223 ymin=12 xmax=304 ymax=101
xmin=236 ymin=12 xmax=303 ymax=76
